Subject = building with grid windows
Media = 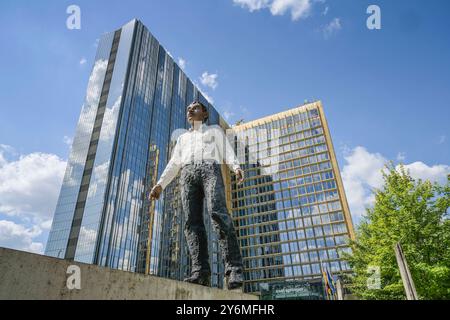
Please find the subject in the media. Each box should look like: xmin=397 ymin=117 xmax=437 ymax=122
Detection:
xmin=230 ymin=101 xmax=355 ymax=294
xmin=45 ymin=19 xmax=226 ymax=286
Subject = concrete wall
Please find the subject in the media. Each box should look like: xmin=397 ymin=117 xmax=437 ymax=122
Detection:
xmin=0 ymin=247 xmax=258 ymax=300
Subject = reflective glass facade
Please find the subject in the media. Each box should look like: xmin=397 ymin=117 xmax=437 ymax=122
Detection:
xmin=45 ymin=20 xmax=224 ymax=282
xmin=230 ymin=102 xmax=355 ymax=294
xmin=45 ymin=26 xmax=116 ymax=260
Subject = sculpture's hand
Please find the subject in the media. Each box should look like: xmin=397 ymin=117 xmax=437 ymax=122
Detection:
xmin=149 ymin=184 xmax=163 ymax=200
xmin=234 ymin=168 xmax=245 ymax=185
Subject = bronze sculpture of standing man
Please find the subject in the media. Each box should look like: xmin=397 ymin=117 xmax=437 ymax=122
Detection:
xmin=149 ymin=101 xmax=245 ymax=289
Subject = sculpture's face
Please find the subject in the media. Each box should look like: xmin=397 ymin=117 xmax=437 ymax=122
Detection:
xmin=187 ymin=103 xmax=208 ymax=124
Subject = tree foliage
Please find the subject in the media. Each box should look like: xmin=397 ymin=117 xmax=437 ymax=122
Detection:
xmin=346 ymin=164 xmax=450 ymax=299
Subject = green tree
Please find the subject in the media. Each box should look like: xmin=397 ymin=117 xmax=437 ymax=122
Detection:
xmin=346 ymin=164 xmax=450 ymax=299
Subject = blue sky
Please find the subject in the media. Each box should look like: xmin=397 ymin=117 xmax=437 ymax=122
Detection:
xmin=0 ymin=0 xmax=449 ymax=253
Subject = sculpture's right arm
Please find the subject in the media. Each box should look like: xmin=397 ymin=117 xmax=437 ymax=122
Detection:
xmin=155 ymin=136 xmax=183 ymax=190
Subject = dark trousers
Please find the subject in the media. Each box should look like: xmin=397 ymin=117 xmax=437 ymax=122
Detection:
xmin=180 ymin=160 xmax=243 ymax=276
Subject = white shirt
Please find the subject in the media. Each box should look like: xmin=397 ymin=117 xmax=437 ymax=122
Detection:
xmin=156 ymin=123 xmax=241 ymax=190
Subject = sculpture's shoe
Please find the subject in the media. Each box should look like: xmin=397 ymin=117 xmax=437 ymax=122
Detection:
xmin=227 ymin=270 xmax=244 ymax=290
xmin=183 ymin=272 xmax=211 ymax=287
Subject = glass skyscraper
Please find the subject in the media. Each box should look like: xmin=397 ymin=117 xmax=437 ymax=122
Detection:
xmin=45 ymin=19 xmax=354 ymax=295
xmin=45 ymin=20 xmax=224 ymax=281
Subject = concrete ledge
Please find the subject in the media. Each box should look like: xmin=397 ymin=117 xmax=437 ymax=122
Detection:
xmin=0 ymin=247 xmax=258 ymax=300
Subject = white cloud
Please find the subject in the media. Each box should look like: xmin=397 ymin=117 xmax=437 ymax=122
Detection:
xmin=178 ymin=57 xmax=186 ymax=70
xmin=79 ymin=57 xmax=87 ymax=65
xmin=233 ymin=0 xmax=313 ymax=21
xmin=323 ymin=17 xmax=342 ymax=38
xmin=0 ymin=220 xmax=44 ymax=254
xmin=341 ymin=146 xmax=449 ymax=223
xmin=396 ymin=152 xmax=406 ymax=162
xmin=233 ymin=0 xmax=270 ymax=12
xmin=438 ymin=135 xmax=446 ymax=144
xmin=40 ymin=219 xmax=53 ymax=231
xmin=322 ymin=6 xmax=329 ymax=16
xmin=63 ymin=136 xmax=73 ymax=147
xmin=402 ymin=162 xmax=449 ymax=184
xmin=0 ymin=145 xmax=67 ymax=254
xmin=270 ymin=0 xmax=312 ymax=20
xmin=200 ymin=72 xmax=219 ymax=90
xmin=341 ymin=147 xmax=386 ymax=221
xmin=0 ymin=147 xmax=66 ymax=224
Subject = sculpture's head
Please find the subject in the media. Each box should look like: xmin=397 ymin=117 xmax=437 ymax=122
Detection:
xmin=187 ymin=101 xmax=209 ymax=125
